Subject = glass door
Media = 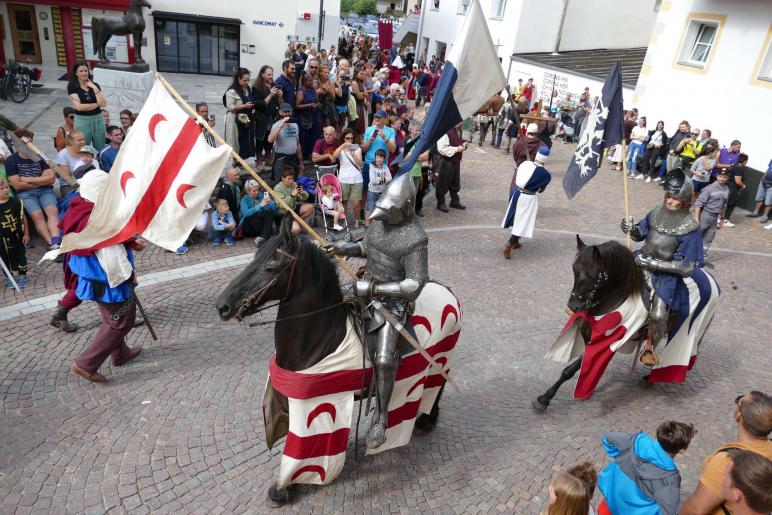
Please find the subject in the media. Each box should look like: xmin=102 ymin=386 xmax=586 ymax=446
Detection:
xmin=176 ymin=22 xmax=199 ymax=73
xmin=220 ymin=25 xmax=240 ymax=76
xmin=198 ymin=24 xmax=219 ymax=74
xmin=155 ymin=19 xmax=179 ymax=72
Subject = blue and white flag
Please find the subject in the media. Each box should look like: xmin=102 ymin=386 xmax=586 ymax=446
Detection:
xmin=563 ymin=60 xmax=624 ymax=199
xmin=397 ymin=0 xmax=507 ymax=175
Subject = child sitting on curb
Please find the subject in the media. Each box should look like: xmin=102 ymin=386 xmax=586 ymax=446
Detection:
xmin=211 ymin=198 xmax=236 ymax=246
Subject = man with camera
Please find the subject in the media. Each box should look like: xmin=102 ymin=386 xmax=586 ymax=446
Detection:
xmin=275 ymin=60 xmax=297 ymax=113
xmin=195 ymin=102 xmax=217 ymax=148
xmin=268 ymin=103 xmax=302 ymax=183
xmin=361 ymin=109 xmax=397 ymax=198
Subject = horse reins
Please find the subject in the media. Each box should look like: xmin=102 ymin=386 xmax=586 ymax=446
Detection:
xmin=569 ymin=271 xmax=609 ymax=310
xmin=235 ymin=241 xmax=301 ymax=321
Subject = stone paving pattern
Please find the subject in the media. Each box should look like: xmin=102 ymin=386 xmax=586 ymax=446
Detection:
xmin=1 ymin=69 xmax=771 ymax=513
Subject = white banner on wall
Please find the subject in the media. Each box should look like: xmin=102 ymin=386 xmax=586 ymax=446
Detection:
xmin=509 ymin=59 xmax=634 ymax=109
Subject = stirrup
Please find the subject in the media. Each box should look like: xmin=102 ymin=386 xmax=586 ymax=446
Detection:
xmin=639 ymin=348 xmax=659 ymax=367
xmin=365 ymin=422 xmax=387 ymax=449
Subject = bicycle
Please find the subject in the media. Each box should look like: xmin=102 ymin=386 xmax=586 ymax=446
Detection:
xmin=0 ymin=60 xmax=40 ymax=103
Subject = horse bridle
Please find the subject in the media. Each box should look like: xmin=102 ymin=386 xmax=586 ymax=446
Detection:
xmin=235 ymin=240 xmax=301 ymax=321
xmin=569 ymin=271 xmax=608 ymax=310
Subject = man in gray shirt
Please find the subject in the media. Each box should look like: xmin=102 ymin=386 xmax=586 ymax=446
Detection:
xmin=268 ymin=103 xmax=302 ymax=182
xmin=694 ymin=168 xmax=730 ymax=256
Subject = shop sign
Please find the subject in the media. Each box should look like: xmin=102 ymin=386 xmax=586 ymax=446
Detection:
xmin=253 ymin=20 xmax=284 ymax=28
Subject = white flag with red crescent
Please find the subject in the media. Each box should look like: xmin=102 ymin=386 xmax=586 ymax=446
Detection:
xmin=42 ymin=79 xmax=231 ymax=276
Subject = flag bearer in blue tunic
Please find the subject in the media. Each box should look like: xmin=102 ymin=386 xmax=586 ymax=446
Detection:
xmin=64 ymin=171 xmax=146 ymax=383
xmin=501 ymin=146 xmax=552 ymax=258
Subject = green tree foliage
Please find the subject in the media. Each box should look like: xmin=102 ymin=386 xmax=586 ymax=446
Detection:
xmin=353 ymin=0 xmax=377 ymax=15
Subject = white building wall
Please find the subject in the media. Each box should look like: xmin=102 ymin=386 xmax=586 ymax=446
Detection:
xmin=419 ymin=0 xmax=657 ymax=66
xmin=634 ymin=0 xmax=772 ymax=171
xmin=514 ymin=0 xmax=658 ymax=54
xmin=141 ymin=0 xmax=339 ymax=75
xmin=418 ymin=0 xmax=524 ymax=66
xmin=34 ymin=6 xmax=58 ymax=66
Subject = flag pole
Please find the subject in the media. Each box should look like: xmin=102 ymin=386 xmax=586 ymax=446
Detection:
xmin=504 ymin=85 xmax=532 ymax=162
xmin=155 ymin=73 xmax=458 ymax=392
xmin=620 ymin=139 xmax=632 ymax=250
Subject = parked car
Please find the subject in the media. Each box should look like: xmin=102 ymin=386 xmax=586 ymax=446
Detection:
xmin=364 ymin=21 xmax=378 ymax=36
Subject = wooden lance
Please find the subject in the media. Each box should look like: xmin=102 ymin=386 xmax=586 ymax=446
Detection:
xmin=156 ymin=73 xmax=459 ymax=392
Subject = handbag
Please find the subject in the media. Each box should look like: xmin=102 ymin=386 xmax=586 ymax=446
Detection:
xmin=342 ymin=149 xmax=362 ymax=173
xmin=237 ymin=113 xmax=251 ymax=126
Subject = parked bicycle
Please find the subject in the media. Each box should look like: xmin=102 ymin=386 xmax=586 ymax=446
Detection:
xmin=0 ymin=59 xmax=42 ymax=103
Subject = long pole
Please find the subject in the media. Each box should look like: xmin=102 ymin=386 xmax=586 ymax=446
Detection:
xmin=0 ymin=256 xmax=21 ymax=293
xmin=621 ymin=139 xmax=632 ymax=250
xmin=505 ymin=85 xmax=532 ymax=162
xmin=155 ymin=73 xmax=458 ymax=392
xmin=317 ymin=0 xmax=324 ymax=52
xmin=415 ymin=0 xmax=427 ymax=63
xmin=552 ymin=0 xmax=570 ymax=55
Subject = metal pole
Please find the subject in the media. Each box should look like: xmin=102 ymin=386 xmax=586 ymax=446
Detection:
xmin=547 ymin=73 xmax=557 ymax=113
xmin=318 ymin=0 xmax=324 ymax=51
xmin=415 ymin=0 xmax=427 ymax=63
xmin=552 ymin=0 xmax=570 ymax=55
xmin=621 ymin=139 xmax=632 ymax=250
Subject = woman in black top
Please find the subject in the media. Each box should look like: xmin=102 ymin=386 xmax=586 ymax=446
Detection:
xmin=252 ymin=65 xmax=282 ymax=169
xmin=224 ymin=68 xmax=256 ymax=161
xmin=67 ymin=60 xmax=107 ymax=147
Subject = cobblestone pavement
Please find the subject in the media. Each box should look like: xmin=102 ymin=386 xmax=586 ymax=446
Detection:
xmin=2 ymin=71 xmax=772 ymax=514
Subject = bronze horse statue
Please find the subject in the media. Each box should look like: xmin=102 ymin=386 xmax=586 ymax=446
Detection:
xmin=91 ymin=0 xmax=151 ymax=65
xmin=215 ymin=222 xmax=460 ymax=506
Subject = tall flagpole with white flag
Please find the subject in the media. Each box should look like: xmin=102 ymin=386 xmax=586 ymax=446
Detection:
xmin=398 ymin=0 xmax=507 ymax=175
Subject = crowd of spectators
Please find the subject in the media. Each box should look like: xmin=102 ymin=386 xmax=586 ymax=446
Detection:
xmin=541 ymin=391 xmax=772 ymax=515
xmin=2 ymin=34 xmax=770 ymax=293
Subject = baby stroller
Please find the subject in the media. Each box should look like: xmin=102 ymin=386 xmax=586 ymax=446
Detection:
xmin=315 ymin=165 xmax=352 ymax=243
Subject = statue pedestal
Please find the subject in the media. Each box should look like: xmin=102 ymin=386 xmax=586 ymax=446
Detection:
xmin=93 ymin=68 xmax=154 ymax=115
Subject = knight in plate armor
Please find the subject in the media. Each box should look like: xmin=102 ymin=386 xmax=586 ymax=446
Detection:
xmin=621 ymin=168 xmax=704 ymax=366
xmin=330 ymin=173 xmax=429 ymax=449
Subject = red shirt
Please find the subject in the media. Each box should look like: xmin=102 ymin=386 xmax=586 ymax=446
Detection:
xmin=523 ymin=84 xmax=535 ymax=100
xmin=313 ymin=138 xmax=338 ymax=166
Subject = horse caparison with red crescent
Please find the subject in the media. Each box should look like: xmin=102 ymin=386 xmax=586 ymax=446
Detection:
xmin=216 ymin=222 xmax=461 ymax=505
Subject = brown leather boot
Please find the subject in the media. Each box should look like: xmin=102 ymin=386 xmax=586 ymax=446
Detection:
xmin=503 ymin=243 xmax=512 ymax=259
xmin=71 ymin=362 xmax=107 ymax=383
xmin=639 ymin=348 xmax=659 ymax=367
xmin=51 ymin=306 xmax=78 ymax=333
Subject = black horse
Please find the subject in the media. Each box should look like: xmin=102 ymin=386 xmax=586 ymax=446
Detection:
xmin=532 ymin=235 xmax=645 ymax=410
xmin=91 ymin=0 xmax=151 ymax=65
xmin=215 ymin=221 xmax=447 ymax=505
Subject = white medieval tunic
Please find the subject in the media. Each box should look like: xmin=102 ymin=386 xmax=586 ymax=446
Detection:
xmin=501 ymin=161 xmax=552 ymax=238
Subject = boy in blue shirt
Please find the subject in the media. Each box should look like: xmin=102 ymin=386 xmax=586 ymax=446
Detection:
xmin=211 ymin=198 xmax=236 ymax=247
